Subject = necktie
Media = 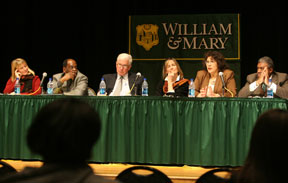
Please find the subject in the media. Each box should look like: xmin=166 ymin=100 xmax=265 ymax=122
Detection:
xmin=113 ymin=76 xmax=123 ymax=96
xmin=262 ymin=83 xmax=267 ymax=92
xmin=261 ymin=83 xmax=267 ymax=96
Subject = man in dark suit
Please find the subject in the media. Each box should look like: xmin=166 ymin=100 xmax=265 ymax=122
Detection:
xmin=101 ymin=53 xmax=144 ymax=96
xmin=238 ymin=56 xmax=288 ymax=99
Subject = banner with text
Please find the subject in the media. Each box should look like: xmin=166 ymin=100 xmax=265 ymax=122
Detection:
xmin=129 ymin=14 xmax=240 ymax=61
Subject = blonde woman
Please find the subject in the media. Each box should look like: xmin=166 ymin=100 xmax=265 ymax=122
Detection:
xmin=3 ymin=58 xmax=41 ymax=95
xmin=155 ymin=58 xmax=189 ymax=97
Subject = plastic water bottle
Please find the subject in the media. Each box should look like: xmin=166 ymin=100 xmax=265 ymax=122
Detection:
xmin=14 ymin=78 xmax=21 ymax=95
xmin=188 ymin=78 xmax=195 ymax=97
xmin=47 ymin=78 xmax=54 ymax=95
xmin=267 ymin=78 xmax=274 ymax=98
xmin=142 ymin=78 xmax=148 ymax=96
xmin=99 ymin=78 xmax=106 ymax=95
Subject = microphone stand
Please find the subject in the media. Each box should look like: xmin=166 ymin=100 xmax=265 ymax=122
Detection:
xmin=40 ymin=72 xmax=47 ymax=95
xmin=219 ymin=72 xmax=225 ymax=97
xmin=133 ymin=87 xmax=138 ymax=96
xmin=129 ymin=73 xmax=141 ymax=96
xmin=41 ymin=87 xmax=45 ymax=95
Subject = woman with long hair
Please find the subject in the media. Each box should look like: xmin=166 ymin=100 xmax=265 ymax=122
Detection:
xmin=155 ymin=58 xmax=189 ymax=97
xmin=3 ymin=58 xmax=41 ymax=95
xmin=233 ymin=109 xmax=288 ymax=183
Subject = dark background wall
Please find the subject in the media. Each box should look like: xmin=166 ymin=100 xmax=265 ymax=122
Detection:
xmin=0 ymin=1 xmax=287 ymax=94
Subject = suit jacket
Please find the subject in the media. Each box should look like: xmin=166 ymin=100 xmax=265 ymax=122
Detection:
xmin=52 ymin=71 xmax=88 ymax=96
xmin=238 ymin=72 xmax=288 ymax=99
xmin=194 ymin=69 xmax=237 ymax=97
xmin=102 ymin=72 xmax=144 ymax=96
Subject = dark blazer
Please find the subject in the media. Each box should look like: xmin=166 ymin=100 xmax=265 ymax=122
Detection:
xmin=194 ymin=69 xmax=237 ymax=97
xmin=238 ymin=72 xmax=288 ymax=99
xmin=155 ymin=79 xmax=189 ymax=97
xmin=102 ymin=72 xmax=144 ymax=95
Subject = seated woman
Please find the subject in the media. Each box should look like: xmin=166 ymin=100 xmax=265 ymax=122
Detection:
xmin=195 ymin=51 xmax=236 ymax=97
xmin=155 ymin=58 xmax=189 ymax=97
xmin=3 ymin=58 xmax=42 ymax=95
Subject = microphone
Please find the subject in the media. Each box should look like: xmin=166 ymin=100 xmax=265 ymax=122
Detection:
xmin=219 ymin=72 xmax=225 ymax=97
xmin=218 ymin=72 xmax=234 ymax=97
xmin=129 ymin=72 xmax=141 ymax=95
xmin=40 ymin=72 xmax=47 ymax=87
xmin=219 ymin=72 xmax=225 ymax=88
xmin=136 ymin=72 xmax=141 ymax=78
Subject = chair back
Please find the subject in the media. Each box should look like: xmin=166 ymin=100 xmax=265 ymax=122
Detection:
xmin=0 ymin=160 xmax=17 ymax=176
xmin=196 ymin=168 xmax=232 ymax=183
xmin=88 ymin=87 xmax=97 ymax=96
xmin=116 ymin=166 xmax=172 ymax=183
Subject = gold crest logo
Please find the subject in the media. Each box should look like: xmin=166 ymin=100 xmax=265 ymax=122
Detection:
xmin=136 ymin=24 xmax=159 ymax=51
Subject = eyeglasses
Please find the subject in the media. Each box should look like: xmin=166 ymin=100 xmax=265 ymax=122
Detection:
xmin=116 ymin=63 xmax=130 ymax=69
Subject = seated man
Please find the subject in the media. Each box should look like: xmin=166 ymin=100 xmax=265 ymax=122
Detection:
xmin=101 ymin=53 xmax=144 ymax=96
xmin=0 ymin=98 xmax=118 ymax=183
xmin=238 ymin=56 xmax=288 ymax=99
xmin=53 ymin=58 xmax=88 ymax=95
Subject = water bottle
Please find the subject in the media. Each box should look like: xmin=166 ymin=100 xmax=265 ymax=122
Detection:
xmin=14 ymin=78 xmax=21 ymax=95
xmin=142 ymin=78 xmax=148 ymax=96
xmin=267 ymin=78 xmax=273 ymax=98
xmin=47 ymin=78 xmax=54 ymax=95
xmin=188 ymin=78 xmax=195 ymax=97
xmin=99 ymin=78 xmax=106 ymax=95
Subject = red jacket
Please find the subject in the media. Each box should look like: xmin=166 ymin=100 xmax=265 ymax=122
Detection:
xmin=3 ymin=76 xmax=42 ymax=95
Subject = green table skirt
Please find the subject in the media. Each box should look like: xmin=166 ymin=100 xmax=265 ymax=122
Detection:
xmin=0 ymin=95 xmax=287 ymax=166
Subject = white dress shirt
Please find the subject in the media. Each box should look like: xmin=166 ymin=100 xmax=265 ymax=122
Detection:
xmin=165 ymin=75 xmax=180 ymax=93
xmin=249 ymin=75 xmax=277 ymax=93
xmin=109 ymin=74 xmax=131 ymax=96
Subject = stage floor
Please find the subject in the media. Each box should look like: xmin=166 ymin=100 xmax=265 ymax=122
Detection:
xmin=1 ymin=160 xmax=233 ymax=183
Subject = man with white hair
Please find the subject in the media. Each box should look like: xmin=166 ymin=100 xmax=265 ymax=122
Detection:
xmin=101 ymin=53 xmax=144 ymax=96
xmin=238 ymin=56 xmax=288 ymax=98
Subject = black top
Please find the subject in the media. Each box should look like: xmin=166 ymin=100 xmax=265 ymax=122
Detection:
xmin=155 ymin=79 xmax=189 ymax=97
